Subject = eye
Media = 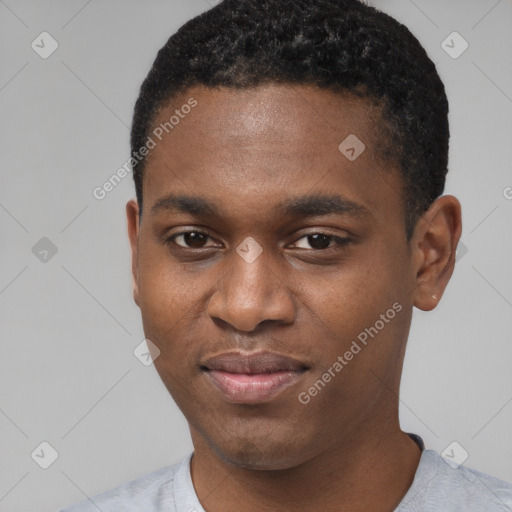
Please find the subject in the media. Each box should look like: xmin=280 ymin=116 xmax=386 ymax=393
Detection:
xmin=291 ymin=233 xmax=350 ymax=250
xmin=167 ymin=230 xmax=218 ymax=249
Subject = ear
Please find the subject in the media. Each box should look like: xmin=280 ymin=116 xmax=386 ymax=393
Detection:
xmin=126 ymin=199 xmax=141 ymax=307
xmin=411 ymin=195 xmax=462 ymax=311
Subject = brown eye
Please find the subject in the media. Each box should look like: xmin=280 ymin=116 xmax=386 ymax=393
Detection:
xmin=170 ymin=231 xmax=214 ymax=248
xmin=293 ymin=233 xmax=348 ymax=250
xmin=307 ymin=234 xmax=332 ymax=249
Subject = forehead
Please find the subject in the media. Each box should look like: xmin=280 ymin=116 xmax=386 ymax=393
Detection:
xmin=141 ymin=83 xmax=402 ymax=226
xmin=150 ymin=83 xmax=383 ymax=152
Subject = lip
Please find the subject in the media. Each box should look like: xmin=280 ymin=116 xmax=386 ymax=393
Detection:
xmin=201 ymin=351 xmax=309 ymax=404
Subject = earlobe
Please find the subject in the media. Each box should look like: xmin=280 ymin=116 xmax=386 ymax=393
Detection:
xmin=126 ymin=199 xmax=141 ymax=307
xmin=412 ymin=195 xmax=462 ymax=311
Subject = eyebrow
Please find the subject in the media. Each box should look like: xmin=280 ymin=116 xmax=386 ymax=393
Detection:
xmin=150 ymin=193 xmax=370 ymax=219
xmin=151 ymin=194 xmax=219 ymax=217
xmin=276 ymin=194 xmax=370 ymax=219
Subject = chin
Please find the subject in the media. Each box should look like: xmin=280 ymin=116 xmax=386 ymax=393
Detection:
xmin=212 ymin=437 xmax=307 ymax=471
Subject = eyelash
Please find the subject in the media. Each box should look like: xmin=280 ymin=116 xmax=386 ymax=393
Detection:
xmin=165 ymin=230 xmax=351 ymax=251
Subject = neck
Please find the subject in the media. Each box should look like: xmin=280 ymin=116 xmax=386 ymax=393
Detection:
xmin=189 ymin=421 xmax=422 ymax=512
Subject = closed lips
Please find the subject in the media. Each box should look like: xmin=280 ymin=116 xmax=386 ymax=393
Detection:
xmin=200 ymin=351 xmax=310 ymax=374
xmin=201 ymin=351 xmax=310 ymax=404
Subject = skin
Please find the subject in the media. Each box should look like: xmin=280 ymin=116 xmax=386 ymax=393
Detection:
xmin=126 ymin=83 xmax=462 ymax=512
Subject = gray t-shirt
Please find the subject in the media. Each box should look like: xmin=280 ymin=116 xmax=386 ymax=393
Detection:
xmin=60 ymin=435 xmax=512 ymax=511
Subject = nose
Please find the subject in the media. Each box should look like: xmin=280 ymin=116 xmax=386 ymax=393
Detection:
xmin=206 ymin=246 xmax=295 ymax=332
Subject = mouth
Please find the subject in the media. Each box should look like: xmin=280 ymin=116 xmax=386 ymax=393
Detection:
xmin=200 ymin=351 xmax=310 ymax=404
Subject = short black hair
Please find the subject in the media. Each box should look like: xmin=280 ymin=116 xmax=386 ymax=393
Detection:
xmin=130 ymin=0 xmax=449 ymax=238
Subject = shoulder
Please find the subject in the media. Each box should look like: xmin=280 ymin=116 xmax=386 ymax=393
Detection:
xmin=399 ymin=449 xmax=512 ymax=512
xmin=58 ymin=459 xmax=183 ymax=512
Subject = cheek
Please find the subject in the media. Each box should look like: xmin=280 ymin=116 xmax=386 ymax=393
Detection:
xmin=296 ymin=261 xmax=390 ymax=333
xmin=295 ymin=249 xmax=408 ymax=373
xmin=136 ymin=253 xmax=194 ymax=360
xmin=137 ymin=240 xmax=197 ymax=313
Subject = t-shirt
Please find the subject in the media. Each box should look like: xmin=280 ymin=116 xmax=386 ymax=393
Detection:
xmin=59 ymin=434 xmax=512 ymax=511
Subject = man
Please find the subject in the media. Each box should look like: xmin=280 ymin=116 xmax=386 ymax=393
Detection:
xmin=61 ymin=0 xmax=512 ymax=510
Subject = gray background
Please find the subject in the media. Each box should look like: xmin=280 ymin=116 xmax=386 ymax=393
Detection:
xmin=0 ymin=0 xmax=511 ymax=510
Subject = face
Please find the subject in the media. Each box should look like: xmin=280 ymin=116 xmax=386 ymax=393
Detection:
xmin=127 ymin=83 xmax=459 ymax=470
